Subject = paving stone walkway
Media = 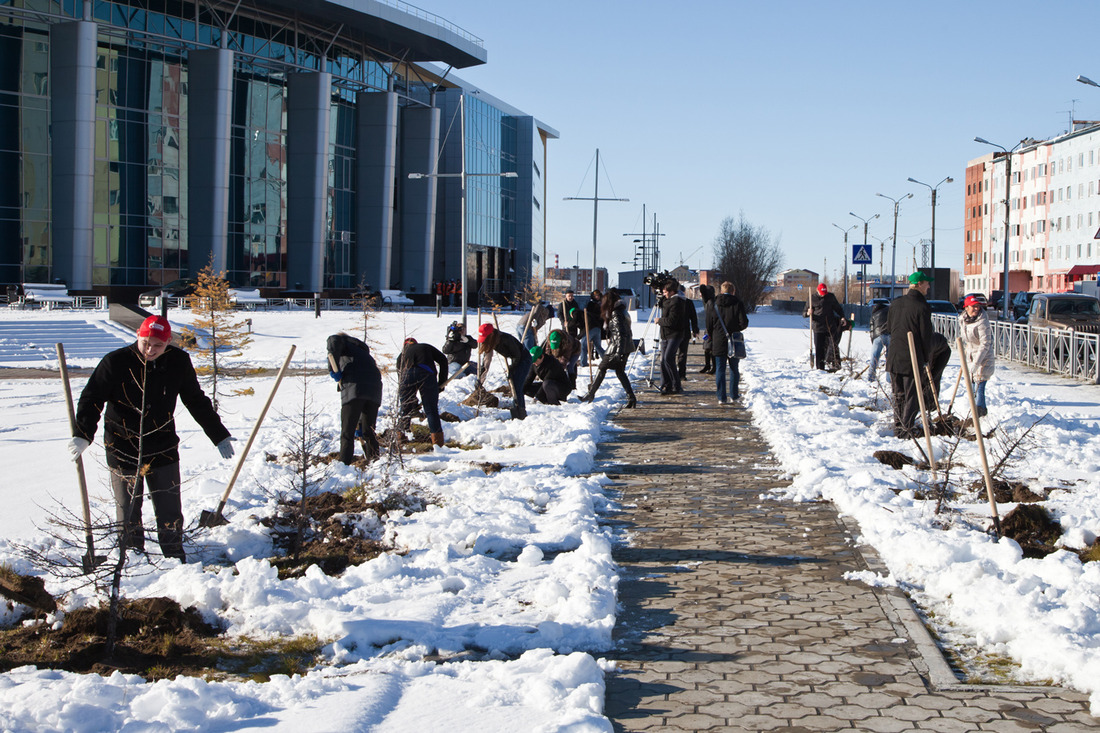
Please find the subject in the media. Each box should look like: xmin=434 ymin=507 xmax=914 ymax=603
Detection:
xmin=596 ymin=355 xmax=1098 ymax=732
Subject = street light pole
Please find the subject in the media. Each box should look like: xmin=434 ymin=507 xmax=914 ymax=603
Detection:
xmin=876 ymin=192 xmax=913 ymax=300
xmin=832 ymin=223 xmax=857 ymax=304
xmin=906 ymin=176 xmax=954 ymax=288
xmin=564 ymin=148 xmax=628 ymax=293
xmin=408 ymin=94 xmax=518 ymax=327
xmin=849 ymin=211 xmax=880 ymax=305
xmin=974 ymin=136 xmax=1023 ymax=320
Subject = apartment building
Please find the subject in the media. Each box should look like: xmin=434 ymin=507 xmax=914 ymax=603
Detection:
xmin=965 ymin=124 xmax=1100 ymax=296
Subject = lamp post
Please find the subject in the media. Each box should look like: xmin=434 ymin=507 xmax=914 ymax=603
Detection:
xmin=876 ymin=192 xmax=913 ymax=300
xmin=564 ymin=149 xmax=629 ymax=295
xmin=974 ymin=136 xmax=1023 ymax=320
xmin=849 ymin=211 xmax=880 ymax=305
xmin=832 ymin=223 xmax=857 ymax=305
xmin=409 ymin=94 xmax=518 ymax=327
xmin=906 ymin=176 xmax=954 ymax=290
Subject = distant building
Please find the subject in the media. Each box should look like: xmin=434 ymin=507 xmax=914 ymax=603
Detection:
xmin=547 ymin=266 xmax=608 ymax=293
xmin=776 ymin=269 xmax=819 ymax=289
xmin=966 ymin=123 xmax=1100 ymax=295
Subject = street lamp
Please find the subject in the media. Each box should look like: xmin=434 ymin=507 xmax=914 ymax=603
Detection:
xmin=906 ymin=176 xmax=953 ymax=285
xmin=832 ymin=223 xmax=857 ymax=305
xmin=875 ymin=192 xmax=913 ymax=300
xmin=408 ymin=94 xmax=518 ymax=327
xmin=1076 ymin=75 xmax=1100 ymax=89
xmin=974 ymin=136 xmax=1024 ymax=320
xmin=849 ymin=211 xmax=880 ymax=305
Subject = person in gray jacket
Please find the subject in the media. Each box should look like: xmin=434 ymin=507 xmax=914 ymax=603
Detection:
xmin=327 ymin=332 xmax=383 ymax=464
xmin=958 ymin=295 xmax=995 ymax=417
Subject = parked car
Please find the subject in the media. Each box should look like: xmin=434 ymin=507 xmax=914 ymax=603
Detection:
xmin=1012 ymin=291 xmax=1040 ymax=320
xmin=1025 ymin=293 xmax=1100 ymax=333
xmin=138 ymin=278 xmax=197 ymax=307
xmin=927 ymin=300 xmax=958 ymax=315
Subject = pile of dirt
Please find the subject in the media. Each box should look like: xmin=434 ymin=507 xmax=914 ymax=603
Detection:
xmin=976 ymin=479 xmax=1045 ymax=504
xmin=1000 ymin=504 xmax=1062 ymax=558
xmin=0 ymin=597 xmax=220 ymax=677
xmin=0 ymin=567 xmax=56 ymax=613
xmin=261 ymin=489 xmax=427 ymax=579
xmin=462 ymin=384 xmax=499 ymax=408
xmin=874 ymin=450 xmax=915 ymax=470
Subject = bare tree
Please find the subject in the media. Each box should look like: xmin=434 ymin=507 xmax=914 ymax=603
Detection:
xmin=712 ymin=212 xmax=784 ymax=312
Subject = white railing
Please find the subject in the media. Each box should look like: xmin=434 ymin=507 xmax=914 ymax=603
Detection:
xmin=934 ymin=314 xmax=1100 ymax=384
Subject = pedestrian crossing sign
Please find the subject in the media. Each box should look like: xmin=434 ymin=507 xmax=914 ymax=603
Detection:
xmin=852 ymin=245 xmax=872 ymax=265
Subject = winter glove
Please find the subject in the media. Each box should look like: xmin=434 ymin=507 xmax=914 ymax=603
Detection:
xmin=216 ymin=437 xmax=236 ymax=459
xmin=68 ymin=437 xmax=90 ymax=461
xmin=330 ymin=370 xmax=342 ymax=382
xmin=354 ymin=428 xmax=363 ymax=439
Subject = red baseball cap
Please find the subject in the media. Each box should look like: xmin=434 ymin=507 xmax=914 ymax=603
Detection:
xmin=964 ymin=296 xmax=982 ymax=308
xmin=137 ymin=315 xmax=171 ymax=342
xmin=477 ymin=323 xmax=494 ymax=343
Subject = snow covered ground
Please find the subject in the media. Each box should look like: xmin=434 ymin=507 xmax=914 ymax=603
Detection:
xmin=0 ymin=305 xmax=1098 ymax=730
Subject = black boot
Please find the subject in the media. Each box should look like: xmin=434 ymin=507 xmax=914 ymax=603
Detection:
xmin=579 ymin=390 xmax=595 ymax=403
xmin=624 ymin=393 xmax=636 ymax=408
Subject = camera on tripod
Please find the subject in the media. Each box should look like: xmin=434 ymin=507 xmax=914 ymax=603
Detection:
xmin=644 ymin=270 xmax=674 ymax=302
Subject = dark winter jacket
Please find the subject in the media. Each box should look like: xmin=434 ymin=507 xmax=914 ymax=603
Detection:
xmin=485 ymin=330 xmax=528 ymax=364
xmin=560 ymin=297 xmax=583 ymax=337
xmin=658 ymin=294 xmax=688 ymax=340
xmin=327 ymin=333 xmax=383 ymax=405
xmin=441 ymin=329 xmax=477 ymax=366
xmin=543 ymin=328 xmax=582 ymax=370
xmin=397 ymin=342 xmax=448 ymax=387
xmin=602 ymin=301 xmax=634 ymax=363
xmin=682 ymin=295 xmax=699 ymax=337
xmin=886 ymin=288 xmax=934 ymax=376
xmin=706 ymin=293 xmax=749 ymax=355
xmin=869 ymin=303 xmax=890 ymax=341
xmin=808 ymin=292 xmax=845 ymax=334
xmin=525 ymin=352 xmax=571 ymax=393
xmin=75 ymin=344 xmax=230 ymax=471
xmin=583 ymin=298 xmax=604 ymax=333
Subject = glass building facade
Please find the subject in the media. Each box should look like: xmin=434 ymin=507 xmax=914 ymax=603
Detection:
xmin=0 ymin=0 xmax=553 ymax=303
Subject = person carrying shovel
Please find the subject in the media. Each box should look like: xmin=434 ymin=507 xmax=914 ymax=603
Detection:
xmin=67 ymin=315 xmax=234 ymax=562
xmin=477 ymin=323 xmax=532 ymax=420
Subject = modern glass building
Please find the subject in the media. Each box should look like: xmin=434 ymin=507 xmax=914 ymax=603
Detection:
xmin=0 ymin=0 xmax=556 ymax=302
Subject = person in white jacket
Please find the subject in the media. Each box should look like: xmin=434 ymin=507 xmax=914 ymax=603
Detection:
xmin=958 ymin=295 xmax=995 ymax=417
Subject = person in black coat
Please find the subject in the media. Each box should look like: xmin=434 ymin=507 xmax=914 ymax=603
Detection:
xmin=579 ymin=291 xmax=636 ymax=408
xmin=441 ymin=321 xmax=477 ymax=380
xmin=69 ymin=316 xmax=233 ymax=561
xmin=580 ymin=290 xmax=605 ymax=367
xmin=676 ymin=286 xmax=700 ymax=380
xmin=657 ymin=280 xmax=687 ymax=394
xmin=523 ymin=345 xmax=573 ymax=405
xmin=807 ymin=283 xmax=847 ymax=371
xmin=396 ymin=338 xmax=448 ymax=446
xmin=478 ymin=323 xmax=533 ymax=420
xmin=698 ymin=284 xmax=716 ymax=374
xmin=886 ymin=272 xmax=935 ymax=438
xmin=560 ymin=291 xmax=583 ymax=340
xmin=706 ymin=282 xmax=750 ymax=403
xmin=327 ymin=332 xmax=383 ymax=464
xmin=867 ymin=301 xmax=890 ymax=382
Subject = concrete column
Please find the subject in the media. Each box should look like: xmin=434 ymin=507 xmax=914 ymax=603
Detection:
xmin=400 ymin=105 xmax=440 ymax=294
xmin=49 ymin=20 xmax=97 ymax=289
xmin=286 ymin=71 xmax=330 ymax=292
xmin=186 ymin=47 xmax=234 ymax=274
xmin=356 ymin=90 xmax=397 ymax=290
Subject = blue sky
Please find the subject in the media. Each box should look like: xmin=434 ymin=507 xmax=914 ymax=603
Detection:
xmin=426 ymin=0 xmax=1100 ymax=284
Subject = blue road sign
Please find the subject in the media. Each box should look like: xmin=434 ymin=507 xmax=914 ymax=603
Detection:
xmin=852 ymin=245 xmax=872 ymax=265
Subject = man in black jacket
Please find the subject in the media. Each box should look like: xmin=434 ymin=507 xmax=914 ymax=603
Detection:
xmin=580 ymin=290 xmax=604 ymax=367
xmin=69 ymin=316 xmax=233 ymax=561
xmin=886 ymin=272 xmax=934 ymax=438
xmin=327 ymin=332 xmax=383 ymax=464
xmin=441 ymin=321 xmax=477 ymax=380
xmin=807 ymin=283 xmax=847 ymax=371
xmin=396 ymin=338 xmax=449 ymax=447
xmin=657 ymin=280 xmax=687 ymax=394
xmin=560 ymin=290 xmax=583 ymax=340
xmin=523 ymin=345 xmax=573 ymax=405
xmin=706 ymin=282 xmax=749 ymax=403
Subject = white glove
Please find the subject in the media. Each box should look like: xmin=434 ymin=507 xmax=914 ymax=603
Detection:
xmin=217 ymin=437 xmax=235 ymax=459
xmin=68 ymin=437 xmax=90 ymax=461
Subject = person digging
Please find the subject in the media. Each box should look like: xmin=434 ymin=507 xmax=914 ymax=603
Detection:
xmin=396 ymin=337 xmax=448 ymax=447
xmin=68 ymin=315 xmax=234 ymax=562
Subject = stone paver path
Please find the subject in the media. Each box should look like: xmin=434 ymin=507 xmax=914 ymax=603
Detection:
xmin=597 ymin=356 xmax=1098 ymax=732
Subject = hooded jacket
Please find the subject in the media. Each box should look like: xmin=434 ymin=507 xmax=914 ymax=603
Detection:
xmin=327 ymin=333 xmax=383 ymax=405
xmin=958 ymin=309 xmax=995 ymax=382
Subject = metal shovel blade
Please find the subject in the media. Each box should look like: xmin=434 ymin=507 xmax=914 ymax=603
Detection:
xmin=81 ymin=552 xmax=107 ymax=575
xmin=198 ymin=506 xmax=229 ymax=528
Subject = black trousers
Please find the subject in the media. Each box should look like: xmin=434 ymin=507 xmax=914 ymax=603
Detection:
xmin=676 ymin=334 xmax=691 ymax=378
xmin=660 ymin=335 xmax=683 ymax=392
xmin=399 ymin=369 xmax=442 ymax=433
xmin=589 ymin=357 xmax=635 ymax=399
xmin=890 ymin=372 xmax=921 ymax=438
xmin=340 ymin=397 xmax=380 ymax=464
xmin=813 ymin=330 xmax=841 ymax=370
xmin=110 ymin=462 xmax=184 ymax=560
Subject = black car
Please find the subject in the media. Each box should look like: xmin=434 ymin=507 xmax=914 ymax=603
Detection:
xmin=138 ymin=278 xmax=197 ymax=307
xmin=927 ymin=300 xmax=959 ymax=315
xmin=1011 ymin=291 xmax=1040 ymax=320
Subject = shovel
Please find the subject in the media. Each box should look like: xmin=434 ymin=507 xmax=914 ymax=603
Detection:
xmin=199 ymin=345 xmax=296 ymax=528
xmin=56 ymin=343 xmax=106 ymax=574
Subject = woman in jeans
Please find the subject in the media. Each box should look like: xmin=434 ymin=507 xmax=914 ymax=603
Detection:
xmin=958 ymin=295 xmax=995 ymax=417
xmin=705 ymin=282 xmax=749 ymax=404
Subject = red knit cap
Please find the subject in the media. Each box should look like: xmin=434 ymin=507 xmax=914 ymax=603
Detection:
xmin=137 ymin=315 xmax=171 ymax=342
xmin=817 ymin=283 xmax=828 ymax=295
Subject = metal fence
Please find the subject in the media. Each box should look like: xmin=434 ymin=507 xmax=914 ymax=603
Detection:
xmin=933 ymin=314 xmax=1100 ymax=384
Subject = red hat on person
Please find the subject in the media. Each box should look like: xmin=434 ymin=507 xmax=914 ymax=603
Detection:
xmin=137 ymin=315 xmax=171 ymax=342
xmin=477 ymin=323 xmax=494 ymax=343
xmin=817 ymin=283 xmax=828 ymax=296
xmin=964 ymin=296 xmax=981 ymax=308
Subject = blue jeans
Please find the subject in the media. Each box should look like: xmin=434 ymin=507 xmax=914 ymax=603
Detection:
xmin=715 ymin=354 xmax=740 ymax=401
xmin=869 ymin=334 xmax=890 ymax=380
xmin=974 ymin=380 xmax=987 ymax=410
xmin=581 ymin=326 xmax=603 ymax=366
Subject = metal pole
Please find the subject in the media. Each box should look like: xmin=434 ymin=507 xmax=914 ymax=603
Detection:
xmin=930 ymin=187 xmax=937 ymax=277
xmin=591 ymin=149 xmax=599 ymax=291
xmin=862 ymin=222 xmax=869 ymax=306
xmin=890 ymin=203 xmax=899 ymax=300
xmin=460 ymin=93 xmax=468 ymax=328
xmin=1002 ymin=154 xmax=1012 ymax=321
